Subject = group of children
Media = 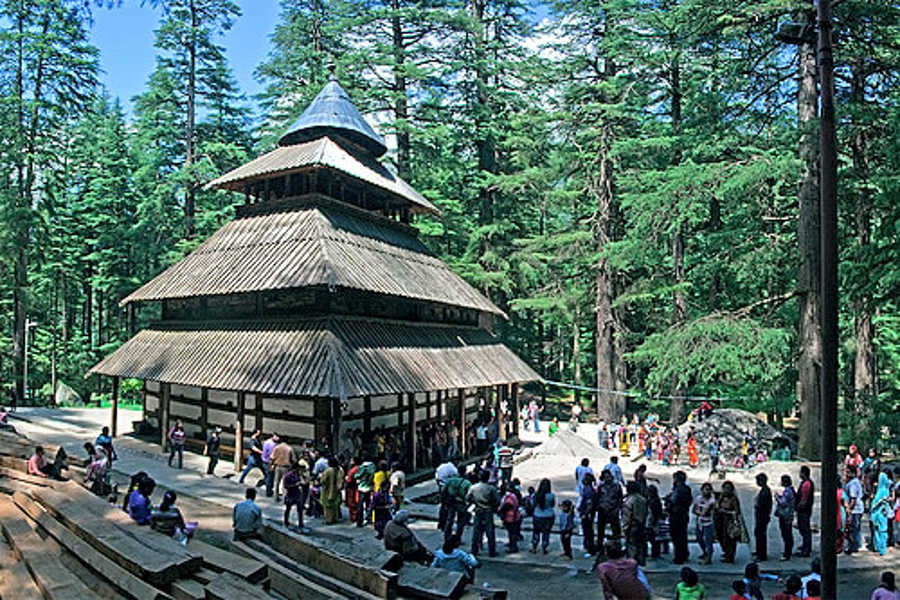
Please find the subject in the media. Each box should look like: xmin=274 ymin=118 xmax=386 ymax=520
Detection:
xmin=672 ymin=561 xmax=823 ymax=600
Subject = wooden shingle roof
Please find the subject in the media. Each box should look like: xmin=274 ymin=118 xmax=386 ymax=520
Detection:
xmin=121 ymin=197 xmax=504 ymax=317
xmin=205 ymin=136 xmax=439 ymax=215
xmin=88 ymin=317 xmax=540 ymax=399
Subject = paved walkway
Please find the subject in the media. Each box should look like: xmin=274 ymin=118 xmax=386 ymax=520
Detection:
xmin=5 ymin=407 xmax=897 ymax=598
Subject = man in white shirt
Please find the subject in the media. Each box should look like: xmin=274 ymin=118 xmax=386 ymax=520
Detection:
xmin=799 ymin=556 xmax=821 ymax=599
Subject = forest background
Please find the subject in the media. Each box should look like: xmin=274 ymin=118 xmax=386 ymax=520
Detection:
xmin=0 ymin=0 xmax=897 ymax=458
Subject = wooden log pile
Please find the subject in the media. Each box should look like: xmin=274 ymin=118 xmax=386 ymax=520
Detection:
xmin=0 ymin=432 xmax=274 ymax=600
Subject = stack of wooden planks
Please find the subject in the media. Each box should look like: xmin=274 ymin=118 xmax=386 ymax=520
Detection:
xmin=0 ymin=431 xmax=274 ymax=600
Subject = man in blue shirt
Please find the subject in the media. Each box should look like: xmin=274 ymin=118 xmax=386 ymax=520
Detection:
xmin=844 ymin=465 xmax=865 ymax=553
xmin=432 ymin=535 xmax=480 ymax=583
xmin=603 ymin=456 xmax=625 ymax=487
xmin=128 ymin=477 xmax=155 ymax=525
xmin=233 ymin=487 xmax=263 ymax=541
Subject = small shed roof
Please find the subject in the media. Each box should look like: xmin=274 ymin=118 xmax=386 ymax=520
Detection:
xmin=88 ymin=317 xmax=540 ymax=399
xmin=121 ymin=197 xmax=504 ymax=317
xmin=278 ymin=79 xmax=388 ymax=157
xmin=206 ymin=136 xmax=439 ymax=215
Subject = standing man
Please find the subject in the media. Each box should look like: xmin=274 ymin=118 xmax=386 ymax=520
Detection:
xmin=496 ymin=441 xmax=514 ymax=484
xmin=692 ymin=482 xmax=716 ymax=564
xmin=843 ymin=465 xmax=864 ymax=554
xmin=203 ymin=427 xmax=221 ymax=475
xmin=238 ymin=430 xmax=268 ymax=486
xmin=575 ymin=458 xmax=594 ymax=495
xmin=261 ymin=432 xmax=278 ymax=497
xmin=667 ymin=470 xmax=693 ymax=565
xmin=355 ymin=456 xmax=376 ymax=528
xmin=622 ymin=480 xmax=648 ymax=565
xmin=282 ymin=461 xmax=309 ymax=533
xmin=270 ymin=435 xmax=295 ymax=501
xmin=435 ymin=459 xmax=459 ymax=530
xmin=753 ymin=473 xmax=773 ymax=562
xmin=595 ymin=469 xmax=623 ymax=553
xmin=708 ymin=435 xmax=721 ymax=474
xmin=442 ymin=467 xmax=472 ymax=542
xmin=320 ymin=456 xmax=344 ymax=525
xmin=603 ymin=456 xmax=626 ymax=487
xmin=467 ymin=469 xmax=501 ymax=557
xmin=795 ymin=464 xmax=815 ymax=557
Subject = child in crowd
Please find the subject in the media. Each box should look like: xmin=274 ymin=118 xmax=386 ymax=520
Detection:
xmin=731 ymin=580 xmax=751 ymax=600
xmin=674 ymin=567 xmax=706 ymax=599
xmin=771 ymin=575 xmax=803 ymax=600
xmin=804 ymin=580 xmax=820 ymax=600
xmin=743 ymin=562 xmax=779 ymax=600
xmin=558 ymin=499 xmax=575 ymax=559
xmin=371 ymin=482 xmax=393 ymax=539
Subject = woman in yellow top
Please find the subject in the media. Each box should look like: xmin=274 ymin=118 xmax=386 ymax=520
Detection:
xmin=373 ymin=459 xmax=389 ymax=495
xmin=619 ymin=428 xmax=630 ymax=455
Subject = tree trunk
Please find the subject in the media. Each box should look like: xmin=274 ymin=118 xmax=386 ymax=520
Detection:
xmin=850 ymin=64 xmax=875 ymax=423
xmin=184 ymin=0 xmax=197 ymax=238
xmin=669 ymin=53 xmax=687 ymax=425
xmin=572 ymin=304 xmax=581 ymax=405
xmin=391 ymin=0 xmax=410 ymax=179
xmin=471 ymin=0 xmax=495 ymax=226
xmin=796 ymin=19 xmax=822 ymax=459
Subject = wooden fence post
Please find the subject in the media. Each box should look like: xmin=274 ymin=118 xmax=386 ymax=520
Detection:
xmin=110 ymin=377 xmax=119 ymax=438
xmin=234 ymin=392 xmax=245 ymax=473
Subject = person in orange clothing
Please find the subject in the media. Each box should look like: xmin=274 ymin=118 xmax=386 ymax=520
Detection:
xmin=27 ymin=446 xmax=59 ymax=479
xmin=687 ymin=434 xmax=699 ymax=468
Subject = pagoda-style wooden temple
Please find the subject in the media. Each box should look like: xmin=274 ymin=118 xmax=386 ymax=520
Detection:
xmin=90 ymin=78 xmax=539 ymax=471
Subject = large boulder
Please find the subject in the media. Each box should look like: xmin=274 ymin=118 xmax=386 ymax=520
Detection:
xmin=677 ymin=408 xmax=794 ymax=458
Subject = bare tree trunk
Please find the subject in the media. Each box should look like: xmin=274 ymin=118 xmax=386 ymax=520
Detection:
xmin=184 ymin=0 xmax=198 ymax=238
xmin=669 ymin=54 xmax=687 ymax=425
xmin=572 ymin=304 xmax=581 ymax=405
xmin=796 ymin=20 xmax=822 ymax=459
xmin=850 ymin=64 xmax=875 ymax=425
xmin=391 ymin=0 xmax=410 ymax=179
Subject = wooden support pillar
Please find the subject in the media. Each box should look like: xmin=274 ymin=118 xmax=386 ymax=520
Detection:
xmin=511 ymin=383 xmax=519 ymax=437
xmin=234 ymin=392 xmax=245 ymax=473
xmin=425 ymin=392 xmax=431 ymax=421
xmin=407 ymin=393 xmax=416 ymax=472
xmin=110 ymin=376 xmax=119 ymax=438
xmin=255 ymin=394 xmax=263 ymax=433
xmin=363 ymin=396 xmax=372 ymax=434
xmin=497 ymin=385 xmax=506 ymax=441
xmin=160 ymin=383 xmax=170 ymax=450
xmin=332 ymin=398 xmax=342 ymax=454
xmin=397 ymin=394 xmax=403 ymax=428
xmin=458 ymin=389 xmax=466 ymax=456
xmin=200 ymin=388 xmax=209 ymax=440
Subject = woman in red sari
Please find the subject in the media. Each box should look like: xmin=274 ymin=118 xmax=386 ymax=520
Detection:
xmin=687 ymin=435 xmax=699 ymax=468
xmin=344 ymin=456 xmax=360 ymax=524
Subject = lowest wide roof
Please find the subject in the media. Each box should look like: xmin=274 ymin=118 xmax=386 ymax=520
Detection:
xmin=121 ymin=197 xmax=504 ymax=318
xmin=88 ymin=317 xmax=540 ymax=399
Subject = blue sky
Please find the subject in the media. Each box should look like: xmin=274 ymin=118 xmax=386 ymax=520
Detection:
xmin=89 ymin=1 xmax=281 ymax=115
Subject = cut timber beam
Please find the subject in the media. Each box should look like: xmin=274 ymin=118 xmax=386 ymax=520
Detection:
xmin=190 ymin=539 xmax=266 ymax=583
xmin=395 ymin=563 xmax=465 ymax=600
xmin=11 ymin=491 xmax=173 ymax=600
xmin=263 ymin=524 xmax=398 ymax=599
xmin=231 ymin=539 xmax=358 ymax=600
xmin=203 ymin=572 xmax=270 ymax=600
xmin=31 ymin=483 xmax=201 ymax=586
xmin=0 ymin=495 xmax=97 ymax=600
xmin=171 ymin=579 xmax=206 ymax=600
xmin=0 ymin=539 xmax=43 ymax=600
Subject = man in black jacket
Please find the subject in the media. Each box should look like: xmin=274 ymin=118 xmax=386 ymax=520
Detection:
xmin=595 ymin=469 xmax=623 ymax=555
xmin=753 ymin=472 xmax=773 ymax=561
xmin=666 ymin=470 xmax=693 ymax=564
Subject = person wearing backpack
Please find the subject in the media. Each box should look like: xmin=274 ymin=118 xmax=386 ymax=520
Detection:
xmin=775 ymin=475 xmax=796 ymax=560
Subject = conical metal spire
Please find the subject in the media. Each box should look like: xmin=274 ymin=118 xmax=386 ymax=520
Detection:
xmin=278 ymin=74 xmax=388 ymax=157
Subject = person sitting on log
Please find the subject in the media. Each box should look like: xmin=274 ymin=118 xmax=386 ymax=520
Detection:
xmin=432 ymin=534 xmax=480 ymax=584
xmin=128 ymin=476 xmax=156 ymax=525
xmin=27 ymin=446 xmax=61 ymax=479
xmin=384 ymin=510 xmax=433 ymax=565
xmin=233 ymin=487 xmax=263 ymax=542
xmin=151 ymin=490 xmax=196 ymax=543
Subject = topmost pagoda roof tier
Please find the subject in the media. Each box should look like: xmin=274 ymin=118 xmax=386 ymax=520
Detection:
xmin=278 ymin=79 xmax=388 ymax=157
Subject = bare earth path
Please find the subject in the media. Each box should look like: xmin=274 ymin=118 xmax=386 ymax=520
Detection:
xmin=5 ymin=407 xmax=895 ymax=598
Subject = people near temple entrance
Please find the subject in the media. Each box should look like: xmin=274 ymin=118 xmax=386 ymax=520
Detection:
xmin=96 ymin=425 xmax=117 ymax=463
xmin=128 ymin=476 xmax=155 ymax=525
xmin=716 ymin=480 xmax=746 ymax=563
xmin=558 ymin=499 xmax=576 ymax=559
xmin=498 ymin=480 xmax=522 ymax=554
xmin=475 ymin=420 xmax=488 ymax=454
xmin=389 ymin=463 xmax=406 ymax=510
xmin=167 ymin=420 xmax=186 ymax=469
xmin=203 ymin=427 xmax=222 ymax=475
xmin=530 ymin=478 xmax=555 ymax=555
xmin=596 ymin=468 xmax=623 ymax=554
xmin=775 ymin=475 xmax=796 ymax=561
xmin=667 ymin=470 xmax=693 ymax=565
xmin=441 ymin=466 xmax=471 ymax=542
xmin=692 ymin=482 xmax=716 ymax=564
xmin=647 ymin=484 xmax=668 ymax=560
xmin=622 ymin=481 xmax=647 ymax=565
xmin=320 ymin=456 xmax=343 ymax=525
xmin=372 ymin=481 xmax=393 ymax=539
xmin=708 ymin=435 xmax=721 ymax=474
xmin=233 ymin=487 xmax=263 ymax=541
xmin=595 ymin=543 xmax=652 ymax=600
xmin=355 ymin=456 xmax=376 ymax=527
xmin=845 ymin=465 xmax=865 ymax=554
xmin=796 ymin=465 xmax=815 ymax=557
xmin=384 ymin=510 xmax=432 ymax=565
xmin=753 ymin=473 xmax=773 ymax=562
xmin=496 ymin=441 xmax=514 ymax=483
xmin=603 ymin=455 xmax=625 ymax=486
xmin=373 ymin=460 xmax=389 ymax=498
xmin=261 ymin=432 xmax=278 ymax=495
xmin=270 ymin=435 xmax=295 ymax=501
xmin=344 ymin=457 xmax=360 ymax=523
xmin=468 ymin=468 xmax=501 ymax=557
xmin=528 ymin=400 xmax=540 ymax=433
xmin=431 ymin=535 xmax=480 ymax=584
xmin=282 ymin=460 xmax=309 ymax=533
xmin=871 ymin=471 xmax=892 ymax=556
xmin=238 ymin=429 xmax=268 ymax=487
